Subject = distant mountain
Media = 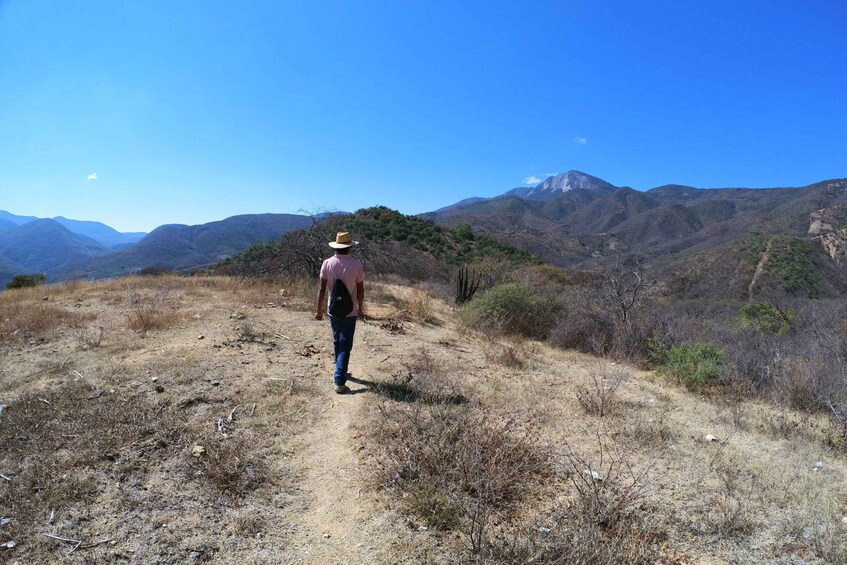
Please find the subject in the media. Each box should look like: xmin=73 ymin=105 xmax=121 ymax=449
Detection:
xmin=0 ymin=210 xmax=147 ymax=248
xmin=68 ymin=213 xmax=313 ymax=279
xmin=0 ymin=219 xmax=17 ymax=234
xmin=435 ymin=171 xmax=617 ymax=215
xmin=0 ymin=219 xmax=111 ymax=276
xmin=425 ymin=174 xmax=847 ymax=299
xmin=0 ymin=210 xmax=39 ymax=225
xmin=52 ymin=217 xmax=146 ymax=249
xmin=521 ymin=171 xmax=618 ymax=201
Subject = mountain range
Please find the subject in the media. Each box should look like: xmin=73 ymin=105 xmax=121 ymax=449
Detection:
xmin=0 ymin=210 xmax=311 ymax=287
xmin=424 ymin=171 xmax=847 ymax=298
xmin=3 ymin=170 xmax=847 ymax=300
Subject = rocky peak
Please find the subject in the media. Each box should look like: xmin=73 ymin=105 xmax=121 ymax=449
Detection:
xmin=523 ymin=171 xmax=617 ymax=200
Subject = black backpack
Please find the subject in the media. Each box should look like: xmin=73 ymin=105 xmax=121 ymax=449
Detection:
xmin=328 ymin=273 xmax=354 ymax=318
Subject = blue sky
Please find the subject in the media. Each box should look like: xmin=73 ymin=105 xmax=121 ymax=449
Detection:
xmin=1 ymin=0 xmax=845 ymax=232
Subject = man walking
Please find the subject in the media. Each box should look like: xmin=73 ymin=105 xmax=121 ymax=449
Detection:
xmin=315 ymin=231 xmax=365 ymax=394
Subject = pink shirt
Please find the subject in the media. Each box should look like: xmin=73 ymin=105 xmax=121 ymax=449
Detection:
xmin=320 ymin=254 xmax=365 ymax=317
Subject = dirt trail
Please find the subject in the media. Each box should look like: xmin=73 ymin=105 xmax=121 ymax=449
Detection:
xmin=281 ymin=318 xmax=398 ymax=564
xmin=748 ymin=238 xmax=772 ymax=300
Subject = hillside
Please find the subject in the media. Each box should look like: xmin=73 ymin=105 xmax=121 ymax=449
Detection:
xmin=0 ymin=219 xmax=110 ymax=277
xmin=66 ymin=213 xmax=313 ymax=279
xmin=221 ymin=207 xmax=538 ymax=279
xmin=52 ymin=217 xmax=146 ymax=249
xmin=0 ymin=210 xmax=145 ymax=249
xmin=1 ymin=278 xmax=845 ymax=563
xmin=426 ymin=174 xmax=847 ymax=299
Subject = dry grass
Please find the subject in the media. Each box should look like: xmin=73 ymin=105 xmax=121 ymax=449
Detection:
xmin=0 ymin=287 xmax=80 ymax=343
xmin=0 ymin=382 xmax=185 ymax=552
xmin=3 ymin=276 xmax=847 ymax=563
xmin=124 ymin=289 xmax=179 ymax=332
xmin=491 ymin=434 xmax=662 ymax=564
xmin=400 ymin=290 xmax=440 ymax=324
xmin=186 ymin=433 xmax=270 ymax=502
xmin=488 ymin=338 xmax=538 ymax=370
xmin=575 ymin=363 xmax=628 ymax=417
xmin=363 ymin=350 xmax=547 ymax=554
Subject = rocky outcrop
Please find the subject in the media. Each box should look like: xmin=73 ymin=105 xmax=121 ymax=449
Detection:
xmin=808 ymin=204 xmax=847 ymax=235
xmin=816 ymin=228 xmax=847 ymax=264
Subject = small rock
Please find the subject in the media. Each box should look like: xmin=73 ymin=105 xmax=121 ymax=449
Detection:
xmin=538 ymin=526 xmax=551 ymax=535
xmin=0 ymin=405 xmax=6 ymax=416
xmin=188 ymin=550 xmax=201 ymax=561
xmin=418 ymin=526 xmax=428 ymax=531
xmin=151 ymin=377 xmax=158 ymax=382
xmin=42 ymin=296 xmax=48 ymax=301
xmin=814 ymin=461 xmax=824 ymax=470
xmin=584 ymin=469 xmax=603 ymax=481
xmin=323 ymin=533 xmax=331 ymax=539
xmin=197 ymin=335 xmax=205 ymax=340
xmin=193 ymin=314 xmax=202 ymax=319
xmin=841 ymin=516 xmax=847 ymax=525
xmin=705 ymin=434 xmax=718 ymax=442
xmin=211 ymin=380 xmax=220 ymax=386
xmin=0 ymin=517 xmax=10 ymax=526
xmin=1 ymin=540 xmax=15 ymax=549
xmin=191 ymin=445 xmax=205 ymax=457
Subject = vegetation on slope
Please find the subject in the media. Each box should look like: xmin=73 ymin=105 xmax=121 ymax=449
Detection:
xmin=218 ymin=206 xmax=537 ymax=279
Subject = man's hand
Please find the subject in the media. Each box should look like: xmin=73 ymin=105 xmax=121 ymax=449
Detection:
xmin=314 ymin=312 xmax=323 ymax=321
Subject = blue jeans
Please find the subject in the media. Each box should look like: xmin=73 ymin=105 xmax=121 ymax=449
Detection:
xmin=329 ymin=315 xmax=357 ymax=386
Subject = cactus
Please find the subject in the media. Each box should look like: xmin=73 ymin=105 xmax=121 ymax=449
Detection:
xmin=455 ymin=266 xmax=482 ymax=305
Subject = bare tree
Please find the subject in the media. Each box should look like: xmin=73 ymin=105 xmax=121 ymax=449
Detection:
xmin=598 ymin=253 xmax=647 ymax=325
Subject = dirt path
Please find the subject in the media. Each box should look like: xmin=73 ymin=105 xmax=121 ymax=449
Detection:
xmin=748 ymin=238 xmax=772 ymax=300
xmin=281 ymin=318 xmax=398 ymax=564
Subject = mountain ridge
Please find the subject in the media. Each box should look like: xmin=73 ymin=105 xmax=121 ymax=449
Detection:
xmin=426 ymin=174 xmax=847 ymax=299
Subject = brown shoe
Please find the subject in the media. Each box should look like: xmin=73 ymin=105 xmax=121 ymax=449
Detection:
xmin=335 ymin=385 xmax=351 ymax=394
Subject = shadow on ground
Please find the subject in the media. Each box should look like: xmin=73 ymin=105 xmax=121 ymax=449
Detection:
xmin=346 ymin=375 xmax=466 ymax=405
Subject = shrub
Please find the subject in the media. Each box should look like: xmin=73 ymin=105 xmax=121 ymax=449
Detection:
xmin=461 ymin=283 xmax=553 ymax=339
xmin=402 ymin=290 xmax=439 ymax=324
xmin=6 ymin=273 xmax=47 ymax=289
xmin=548 ymin=288 xmax=614 ymax=355
xmin=137 ymin=265 xmax=174 ymax=276
xmin=369 ymin=401 xmax=546 ymax=552
xmin=575 ymin=364 xmax=627 ymax=417
xmin=739 ymin=302 xmax=793 ymax=335
xmin=653 ymin=342 xmax=726 ymax=388
xmin=763 ymin=236 xmax=821 ymax=298
xmin=125 ymin=290 xmax=178 ymax=332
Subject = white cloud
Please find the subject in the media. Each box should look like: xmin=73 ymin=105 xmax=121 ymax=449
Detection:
xmin=523 ymin=175 xmax=542 ymax=185
xmin=574 ymin=136 xmax=588 ymax=145
xmin=86 ymin=172 xmax=98 ymax=181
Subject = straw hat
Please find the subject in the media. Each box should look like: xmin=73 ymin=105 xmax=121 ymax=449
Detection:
xmin=328 ymin=231 xmax=358 ymax=249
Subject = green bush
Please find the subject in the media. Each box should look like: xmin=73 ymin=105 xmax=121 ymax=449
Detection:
xmin=652 ymin=342 xmax=726 ymax=388
xmin=6 ymin=274 xmax=47 ymax=290
xmin=461 ymin=283 xmax=552 ymax=339
xmin=764 ymin=236 xmax=821 ymax=298
xmin=739 ymin=302 xmax=793 ymax=335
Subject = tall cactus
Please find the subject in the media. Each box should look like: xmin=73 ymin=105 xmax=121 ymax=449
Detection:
xmin=455 ymin=266 xmax=482 ymax=305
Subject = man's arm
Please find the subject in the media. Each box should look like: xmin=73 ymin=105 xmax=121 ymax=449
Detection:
xmin=356 ymin=281 xmax=365 ymax=318
xmin=315 ymin=278 xmax=327 ymax=320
